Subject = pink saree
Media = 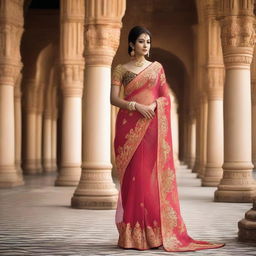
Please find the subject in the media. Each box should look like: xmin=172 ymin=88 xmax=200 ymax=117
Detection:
xmin=113 ymin=61 xmax=225 ymax=252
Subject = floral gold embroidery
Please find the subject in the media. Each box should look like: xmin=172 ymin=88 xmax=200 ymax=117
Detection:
xmin=116 ymin=118 xmax=151 ymax=184
xmin=160 ymin=72 xmax=166 ymax=86
xmin=156 ymin=93 xmax=224 ymax=251
xmin=111 ymin=64 xmax=123 ymax=86
xmin=125 ymin=62 xmax=162 ymax=97
xmin=117 ymin=221 xmax=162 ymax=250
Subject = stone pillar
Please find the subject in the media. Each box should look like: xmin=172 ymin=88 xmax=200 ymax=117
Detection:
xmin=14 ymin=73 xmax=23 ymax=175
xmin=198 ymin=93 xmax=208 ymax=178
xmin=51 ymin=84 xmax=58 ymax=172
xmin=182 ymin=111 xmax=189 ymax=166
xmin=191 ymin=24 xmax=201 ymax=174
xmin=214 ymin=1 xmax=256 ymax=202
xmin=252 ymin=44 xmax=256 ymax=170
xmin=35 ymin=85 xmax=43 ymax=173
xmin=51 ymin=112 xmax=58 ymax=172
xmin=23 ymin=83 xmax=40 ymax=174
xmin=188 ymin=114 xmax=196 ymax=170
xmin=202 ymin=2 xmax=225 ymax=186
xmin=0 ymin=0 xmax=24 ymax=187
xmin=238 ymin=198 xmax=256 ymax=241
xmin=43 ymin=111 xmax=53 ymax=172
xmin=192 ymin=97 xmax=201 ymax=174
xmin=71 ymin=0 xmax=126 ymax=209
xmin=55 ymin=0 xmax=85 ymax=186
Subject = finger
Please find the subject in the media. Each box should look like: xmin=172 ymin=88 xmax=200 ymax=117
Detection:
xmin=146 ymin=110 xmax=154 ymax=119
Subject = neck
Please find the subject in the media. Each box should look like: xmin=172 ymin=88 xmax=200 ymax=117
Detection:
xmin=131 ymin=55 xmax=145 ymax=63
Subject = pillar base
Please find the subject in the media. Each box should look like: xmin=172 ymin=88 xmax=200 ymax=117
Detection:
xmin=71 ymin=167 xmax=118 ymax=209
xmin=214 ymin=188 xmax=256 ymax=203
xmin=188 ymin=158 xmax=196 ymax=170
xmin=55 ymin=166 xmax=81 ymax=186
xmin=0 ymin=166 xmax=24 ymax=188
xmin=23 ymin=160 xmax=42 ymax=174
xmin=238 ymin=198 xmax=256 ymax=242
xmin=192 ymin=161 xmax=200 ymax=174
xmin=71 ymin=195 xmax=117 ymax=209
xmin=202 ymin=166 xmax=223 ymax=187
xmin=43 ymin=159 xmax=56 ymax=173
xmin=214 ymin=165 xmax=256 ymax=202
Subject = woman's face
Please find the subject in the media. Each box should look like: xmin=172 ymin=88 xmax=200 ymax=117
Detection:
xmin=131 ymin=33 xmax=151 ymax=57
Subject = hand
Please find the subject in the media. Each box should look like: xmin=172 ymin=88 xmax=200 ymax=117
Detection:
xmin=135 ymin=103 xmax=155 ymax=119
xmin=149 ymin=101 xmax=157 ymax=112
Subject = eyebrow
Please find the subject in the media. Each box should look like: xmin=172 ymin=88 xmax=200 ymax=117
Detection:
xmin=138 ymin=38 xmax=151 ymax=41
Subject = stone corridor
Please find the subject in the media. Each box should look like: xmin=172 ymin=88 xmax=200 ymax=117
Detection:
xmin=0 ymin=166 xmax=256 ymax=256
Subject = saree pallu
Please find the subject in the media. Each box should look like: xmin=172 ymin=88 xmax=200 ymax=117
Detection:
xmin=114 ymin=61 xmax=225 ymax=252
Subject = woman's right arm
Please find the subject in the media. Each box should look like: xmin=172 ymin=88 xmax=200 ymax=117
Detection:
xmin=110 ymin=85 xmax=155 ymax=119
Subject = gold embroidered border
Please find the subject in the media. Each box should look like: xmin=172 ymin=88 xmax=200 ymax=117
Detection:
xmin=117 ymin=221 xmax=162 ymax=250
xmin=156 ymin=97 xmax=181 ymax=247
xmin=116 ymin=117 xmax=151 ymax=184
xmin=156 ymin=97 xmax=225 ymax=251
xmin=125 ymin=61 xmax=162 ymax=97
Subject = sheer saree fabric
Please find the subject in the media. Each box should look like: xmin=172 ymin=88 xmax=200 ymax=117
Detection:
xmin=112 ymin=61 xmax=225 ymax=252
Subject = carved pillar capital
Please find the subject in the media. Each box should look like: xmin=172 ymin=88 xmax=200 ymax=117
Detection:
xmin=219 ymin=15 xmax=255 ymax=68
xmin=207 ymin=66 xmax=224 ymax=100
xmin=60 ymin=0 xmax=85 ymax=97
xmin=84 ymin=24 xmax=122 ymax=66
xmin=60 ymin=64 xmax=84 ymax=97
xmin=0 ymin=0 xmax=24 ymax=86
xmin=84 ymin=0 xmax=126 ymax=66
xmin=0 ymin=62 xmax=21 ymax=85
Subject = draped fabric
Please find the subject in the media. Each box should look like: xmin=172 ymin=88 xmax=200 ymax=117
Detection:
xmin=112 ymin=61 xmax=225 ymax=252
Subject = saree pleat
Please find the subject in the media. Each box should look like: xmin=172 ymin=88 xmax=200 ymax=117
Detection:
xmin=113 ymin=61 xmax=225 ymax=252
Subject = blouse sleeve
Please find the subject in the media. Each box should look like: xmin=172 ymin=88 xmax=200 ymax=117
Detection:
xmin=111 ymin=64 xmax=123 ymax=86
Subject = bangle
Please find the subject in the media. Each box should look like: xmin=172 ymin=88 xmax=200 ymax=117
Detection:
xmin=127 ymin=101 xmax=136 ymax=111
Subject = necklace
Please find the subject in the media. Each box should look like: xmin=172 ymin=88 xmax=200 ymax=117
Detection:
xmin=134 ymin=58 xmax=145 ymax=67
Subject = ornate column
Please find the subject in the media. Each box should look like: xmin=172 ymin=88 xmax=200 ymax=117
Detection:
xmin=14 ymin=73 xmax=23 ymax=175
xmin=252 ymin=44 xmax=256 ymax=169
xmin=238 ymin=198 xmax=256 ymax=241
xmin=23 ymin=82 xmax=40 ymax=174
xmin=214 ymin=0 xmax=256 ymax=202
xmin=51 ymin=82 xmax=58 ymax=172
xmin=71 ymin=0 xmax=126 ymax=209
xmin=202 ymin=2 xmax=225 ymax=186
xmin=188 ymin=113 xmax=196 ymax=170
xmin=43 ymin=109 xmax=53 ymax=172
xmin=191 ymin=24 xmax=201 ymax=174
xmin=51 ymin=92 xmax=58 ymax=172
xmin=55 ymin=0 xmax=85 ymax=186
xmin=182 ymin=110 xmax=189 ymax=165
xmin=198 ymin=92 xmax=208 ymax=178
xmin=35 ymin=84 xmax=44 ymax=173
xmin=0 ymin=0 xmax=24 ymax=187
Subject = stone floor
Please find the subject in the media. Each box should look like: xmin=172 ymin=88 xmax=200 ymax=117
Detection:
xmin=0 ymin=166 xmax=256 ymax=256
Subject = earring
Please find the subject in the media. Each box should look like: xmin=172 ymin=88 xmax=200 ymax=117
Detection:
xmin=131 ymin=48 xmax=135 ymax=57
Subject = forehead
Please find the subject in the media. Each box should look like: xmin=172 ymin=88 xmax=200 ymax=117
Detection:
xmin=137 ymin=33 xmax=150 ymax=40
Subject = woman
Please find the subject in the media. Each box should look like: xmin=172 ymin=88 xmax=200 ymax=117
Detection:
xmin=110 ymin=26 xmax=225 ymax=252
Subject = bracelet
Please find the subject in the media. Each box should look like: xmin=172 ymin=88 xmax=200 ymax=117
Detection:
xmin=127 ymin=101 xmax=136 ymax=111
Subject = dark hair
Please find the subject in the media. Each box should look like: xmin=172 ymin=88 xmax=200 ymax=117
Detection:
xmin=128 ymin=26 xmax=152 ymax=56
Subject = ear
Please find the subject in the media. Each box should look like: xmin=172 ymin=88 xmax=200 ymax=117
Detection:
xmin=129 ymin=42 xmax=134 ymax=49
